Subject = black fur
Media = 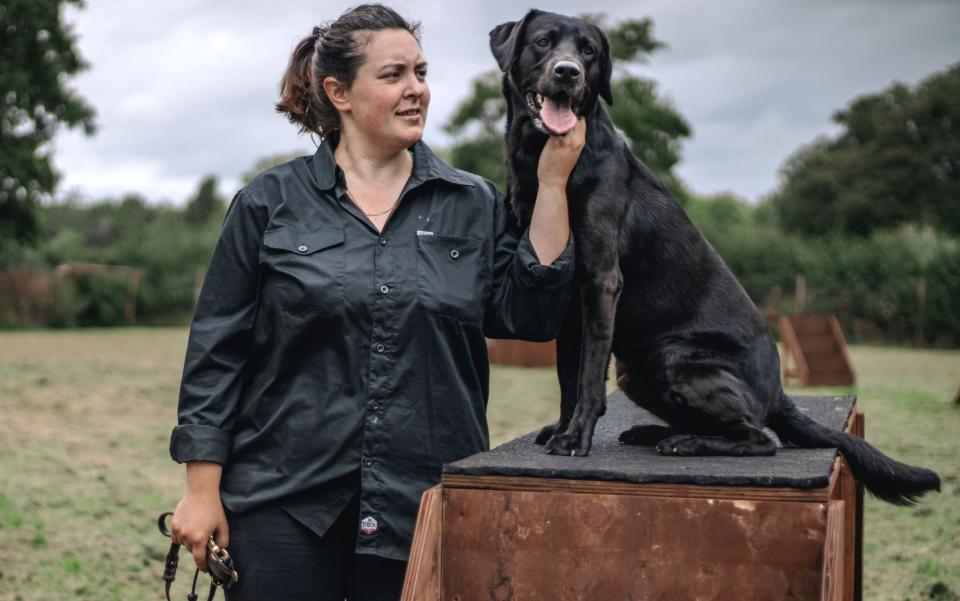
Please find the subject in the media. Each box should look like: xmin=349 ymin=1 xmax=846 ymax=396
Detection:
xmin=490 ymin=9 xmax=940 ymax=505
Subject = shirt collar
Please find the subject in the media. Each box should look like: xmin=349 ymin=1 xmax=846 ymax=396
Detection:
xmin=312 ymin=130 xmax=475 ymax=190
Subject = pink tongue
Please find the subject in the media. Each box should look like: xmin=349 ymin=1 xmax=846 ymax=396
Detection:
xmin=540 ymin=97 xmax=576 ymax=135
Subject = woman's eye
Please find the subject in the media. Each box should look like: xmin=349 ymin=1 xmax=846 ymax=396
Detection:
xmin=536 ymin=38 xmax=549 ymax=48
xmin=417 ymin=70 xmax=427 ymax=79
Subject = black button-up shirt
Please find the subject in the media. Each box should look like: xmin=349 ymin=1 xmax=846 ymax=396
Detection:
xmin=169 ymin=132 xmax=575 ymax=561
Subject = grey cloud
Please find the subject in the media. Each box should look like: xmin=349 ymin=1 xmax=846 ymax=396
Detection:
xmin=51 ymin=0 xmax=960 ymax=204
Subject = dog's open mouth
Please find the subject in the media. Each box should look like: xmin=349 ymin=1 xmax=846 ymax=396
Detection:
xmin=525 ymin=91 xmax=578 ymax=136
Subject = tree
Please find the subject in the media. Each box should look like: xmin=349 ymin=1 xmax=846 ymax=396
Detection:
xmin=0 ymin=0 xmax=96 ymax=245
xmin=770 ymin=63 xmax=960 ymax=237
xmin=184 ymin=175 xmax=226 ymax=224
xmin=443 ymin=14 xmax=692 ymax=199
xmin=241 ymin=150 xmax=306 ymax=185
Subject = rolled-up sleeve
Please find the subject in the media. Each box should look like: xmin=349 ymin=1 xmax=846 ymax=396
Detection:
xmin=483 ymin=185 xmax=575 ymax=341
xmin=169 ymin=188 xmax=267 ymax=465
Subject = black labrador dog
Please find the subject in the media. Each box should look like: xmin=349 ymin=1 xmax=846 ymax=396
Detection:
xmin=490 ymin=9 xmax=940 ymax=505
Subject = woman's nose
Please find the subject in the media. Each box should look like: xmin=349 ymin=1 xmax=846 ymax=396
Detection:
xmin=405 ymin=74 xmax=427 ymax=97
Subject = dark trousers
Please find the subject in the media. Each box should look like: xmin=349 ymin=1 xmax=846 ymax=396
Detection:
xmin=223 ymin=490 xmax=407 ymax=601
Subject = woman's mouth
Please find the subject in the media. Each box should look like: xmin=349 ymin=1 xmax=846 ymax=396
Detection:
xmin=396 ymin=108 xmax=421 ymax=120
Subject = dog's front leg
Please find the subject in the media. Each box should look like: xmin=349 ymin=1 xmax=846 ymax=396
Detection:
xmin=545 ymin=267 xmax=621 ymax=456
xmin=535 ymin=286 xmax=582 ymax=445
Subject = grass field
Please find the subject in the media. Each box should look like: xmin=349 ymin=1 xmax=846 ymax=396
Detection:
xmin=0 ymin=328 xmax=957 ymax=600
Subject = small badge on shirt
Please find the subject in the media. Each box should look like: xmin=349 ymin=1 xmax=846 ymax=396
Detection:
xmin=360 ymin=515 xmax=378 ymax=534
xmin=416 ymin=230 xmax=434 ymax=236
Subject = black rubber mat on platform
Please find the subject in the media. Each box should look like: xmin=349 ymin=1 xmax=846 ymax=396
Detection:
xmin=443 ymin=392 xmax=855 ymax=489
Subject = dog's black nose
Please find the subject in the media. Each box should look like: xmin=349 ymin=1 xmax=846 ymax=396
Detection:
xmin=552 ymin=60 xmax=581 ymax=80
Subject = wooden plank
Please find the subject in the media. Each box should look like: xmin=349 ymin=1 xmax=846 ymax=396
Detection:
xmin=832 ymin=457 xmax=857 ymax=601
xmin=804 ymin=350 xmax=849 ymax=371
xmin=828 ymin=315 xmax=857 ymax=385
xmin=779 ymin=315 xmax=810 ymax=385
xmin=793 ymin=333 xmax=840 ymax=353
xmin=442 ymin=473 xmax=836 ymax=502
xmin=488 ymin=338 xmax=557 ymax=367
xmin=852 ymin=411 xmax=865 ymax=601
xmin=807 ymin=372 xmax=856 ymax=387
xmin=820 ymin=500 xmax=846 ymax=601
xmin=442 ymin=488 xmax=833 ymax=601
xmin=400 ymin=485 xmax=442 ymax=601
xmin=791 ymin=314 xmax=833 ymax=334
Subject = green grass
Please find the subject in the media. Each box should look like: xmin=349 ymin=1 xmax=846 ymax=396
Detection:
xmin=0 ymin=329 xmax=957 ymax=600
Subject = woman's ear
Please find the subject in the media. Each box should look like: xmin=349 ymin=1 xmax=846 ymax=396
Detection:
xmin=322 ymin=76 xmax=350 ymax=112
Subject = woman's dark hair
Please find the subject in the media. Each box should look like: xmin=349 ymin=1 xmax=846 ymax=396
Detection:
xmin=276 ymin=4 xmax=421 ymax=136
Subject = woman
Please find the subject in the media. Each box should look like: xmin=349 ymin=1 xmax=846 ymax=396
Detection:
xmin=169 ymin=5 xmax=585 ymax=600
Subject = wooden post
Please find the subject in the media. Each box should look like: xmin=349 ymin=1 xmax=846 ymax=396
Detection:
xmin=124 ymin=267 xmax=143 ymax=325
xmin=915 ymin=277 xmax=927 ymax=346
xmin=795 ymin=275 xmax=806 ymax=313
xmin=764 ymin=286 xmax=782 ymax=315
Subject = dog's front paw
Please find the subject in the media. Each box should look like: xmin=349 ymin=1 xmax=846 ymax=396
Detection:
xmin=544 ymin=425 xmax=593 ymax=456
xmin=545 ymin=432 xmax=585 ymax=456
xmin=655 ymin=434 xmax=702 ymax=456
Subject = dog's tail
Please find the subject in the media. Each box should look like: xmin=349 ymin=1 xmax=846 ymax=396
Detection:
xmin=768 ymin=393 xmax=940 ymax=506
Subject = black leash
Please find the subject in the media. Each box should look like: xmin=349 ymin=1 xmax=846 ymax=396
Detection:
xmin=158 ymin=512 xmax=239 ymax=601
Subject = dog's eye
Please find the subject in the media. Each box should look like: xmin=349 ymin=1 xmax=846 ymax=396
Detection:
xmin=583 ymin=45 xmax=596 ymax=55
xmin=535 ymin=38 xmax=550 ymax=48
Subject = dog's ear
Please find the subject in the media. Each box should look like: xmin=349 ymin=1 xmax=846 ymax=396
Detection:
xmin=596 ymin=26 xmax=614 ymax=105
xmin=489 ymin=10 xmax=538 ymax=73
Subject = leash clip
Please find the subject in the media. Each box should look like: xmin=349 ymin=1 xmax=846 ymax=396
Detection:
xmin=158 ymin=512 xmax=239 ymax=601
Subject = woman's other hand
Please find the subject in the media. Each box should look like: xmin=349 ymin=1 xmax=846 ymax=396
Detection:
xmin=170 ymin=461 xmax=229 ymax=573
xmin=537 ymin=117 xmax=587 ymax=188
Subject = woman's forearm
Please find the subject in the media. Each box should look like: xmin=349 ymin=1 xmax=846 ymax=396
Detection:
xmin=529 ymin=181 xmax=571 ymax=265
xmin=531 ymin=118 xmax=586 ymax=264
xmin=186 ymin=461 xmax=223 ymax=494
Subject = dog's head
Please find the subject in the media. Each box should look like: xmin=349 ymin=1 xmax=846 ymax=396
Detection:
xmin=490 ymin=10 xmax=612 ymax=136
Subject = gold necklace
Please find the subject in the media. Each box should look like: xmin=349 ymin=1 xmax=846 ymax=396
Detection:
xmin=345 ymin=187 xmax=400 ymax=218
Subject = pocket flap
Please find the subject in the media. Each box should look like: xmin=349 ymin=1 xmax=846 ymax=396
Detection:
xmin=263 ymin=227 xmax=345 ymax=255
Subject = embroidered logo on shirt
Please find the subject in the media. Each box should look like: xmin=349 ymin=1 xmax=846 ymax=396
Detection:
xmin=416 ymin=230 xmax=434 ymax=236
xmin=360 ymin=515 xmax=378 ymax=534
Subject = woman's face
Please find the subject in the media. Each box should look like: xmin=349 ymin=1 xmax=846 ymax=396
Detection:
xmin=336 ymin=28 xmax=429 ymax=149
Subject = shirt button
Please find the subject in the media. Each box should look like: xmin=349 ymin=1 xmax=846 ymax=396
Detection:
xmin=298 ymin=245 xmax=308 ymax=253
xmin=450 ymin=249 xmax=460 ymax=259
xmin=380 ymin=284 xmax=389 ymax=294
xmin=375 ymin=343 xmax=385 ymax=353
xmin=364 ymin=457 xmax=374 ymax=467
xmin=379 ymin=237 xmax=387 ymax=246
xmin=370 ymin=401 xmax=380 ymax=411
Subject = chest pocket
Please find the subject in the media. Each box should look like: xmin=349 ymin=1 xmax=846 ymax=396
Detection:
xmin=261 ymin=226 xmax=345 ymax=314
xmin=416 ymin=234 xmax=487 ymax=325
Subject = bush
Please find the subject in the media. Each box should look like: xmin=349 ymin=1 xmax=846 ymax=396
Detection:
xmin=51 ymin=271 xmax=131 ymax=327
xmin=689 ymin=194 xmax=960 ymax=347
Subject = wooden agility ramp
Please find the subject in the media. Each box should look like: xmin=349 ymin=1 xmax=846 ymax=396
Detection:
xmin=777 ymin=314 xmax=856 ymax=387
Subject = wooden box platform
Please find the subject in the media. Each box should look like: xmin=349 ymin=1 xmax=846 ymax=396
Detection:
xmin=402 ymin=393 xmax=864 ymax=601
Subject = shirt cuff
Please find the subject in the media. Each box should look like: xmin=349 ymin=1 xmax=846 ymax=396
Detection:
xmin=514 ymin=228 xmax=575 ymax=290
xmin=169 ymin=424 xmax=233 ymax=464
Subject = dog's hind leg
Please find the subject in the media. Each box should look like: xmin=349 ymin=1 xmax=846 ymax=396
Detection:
xmin=656 ymin=425 xmax=777 ymax=457
xmin=618 ymin=424 xmax=678 ymax=446
xmin=615 ymin=364 xmax=678 ymax=446
xmin=653 ymin=366 xmax=777 ymax=457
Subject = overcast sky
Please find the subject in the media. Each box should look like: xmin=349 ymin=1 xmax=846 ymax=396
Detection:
xmin=51 ymin=0 xmax=959 ymax=205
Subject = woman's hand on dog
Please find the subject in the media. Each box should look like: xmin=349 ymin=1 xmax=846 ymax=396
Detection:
xmin=171 ymin=461 xmax=230 ymax=573
xmin=537 ymin=117 xmax=587 ymax=188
